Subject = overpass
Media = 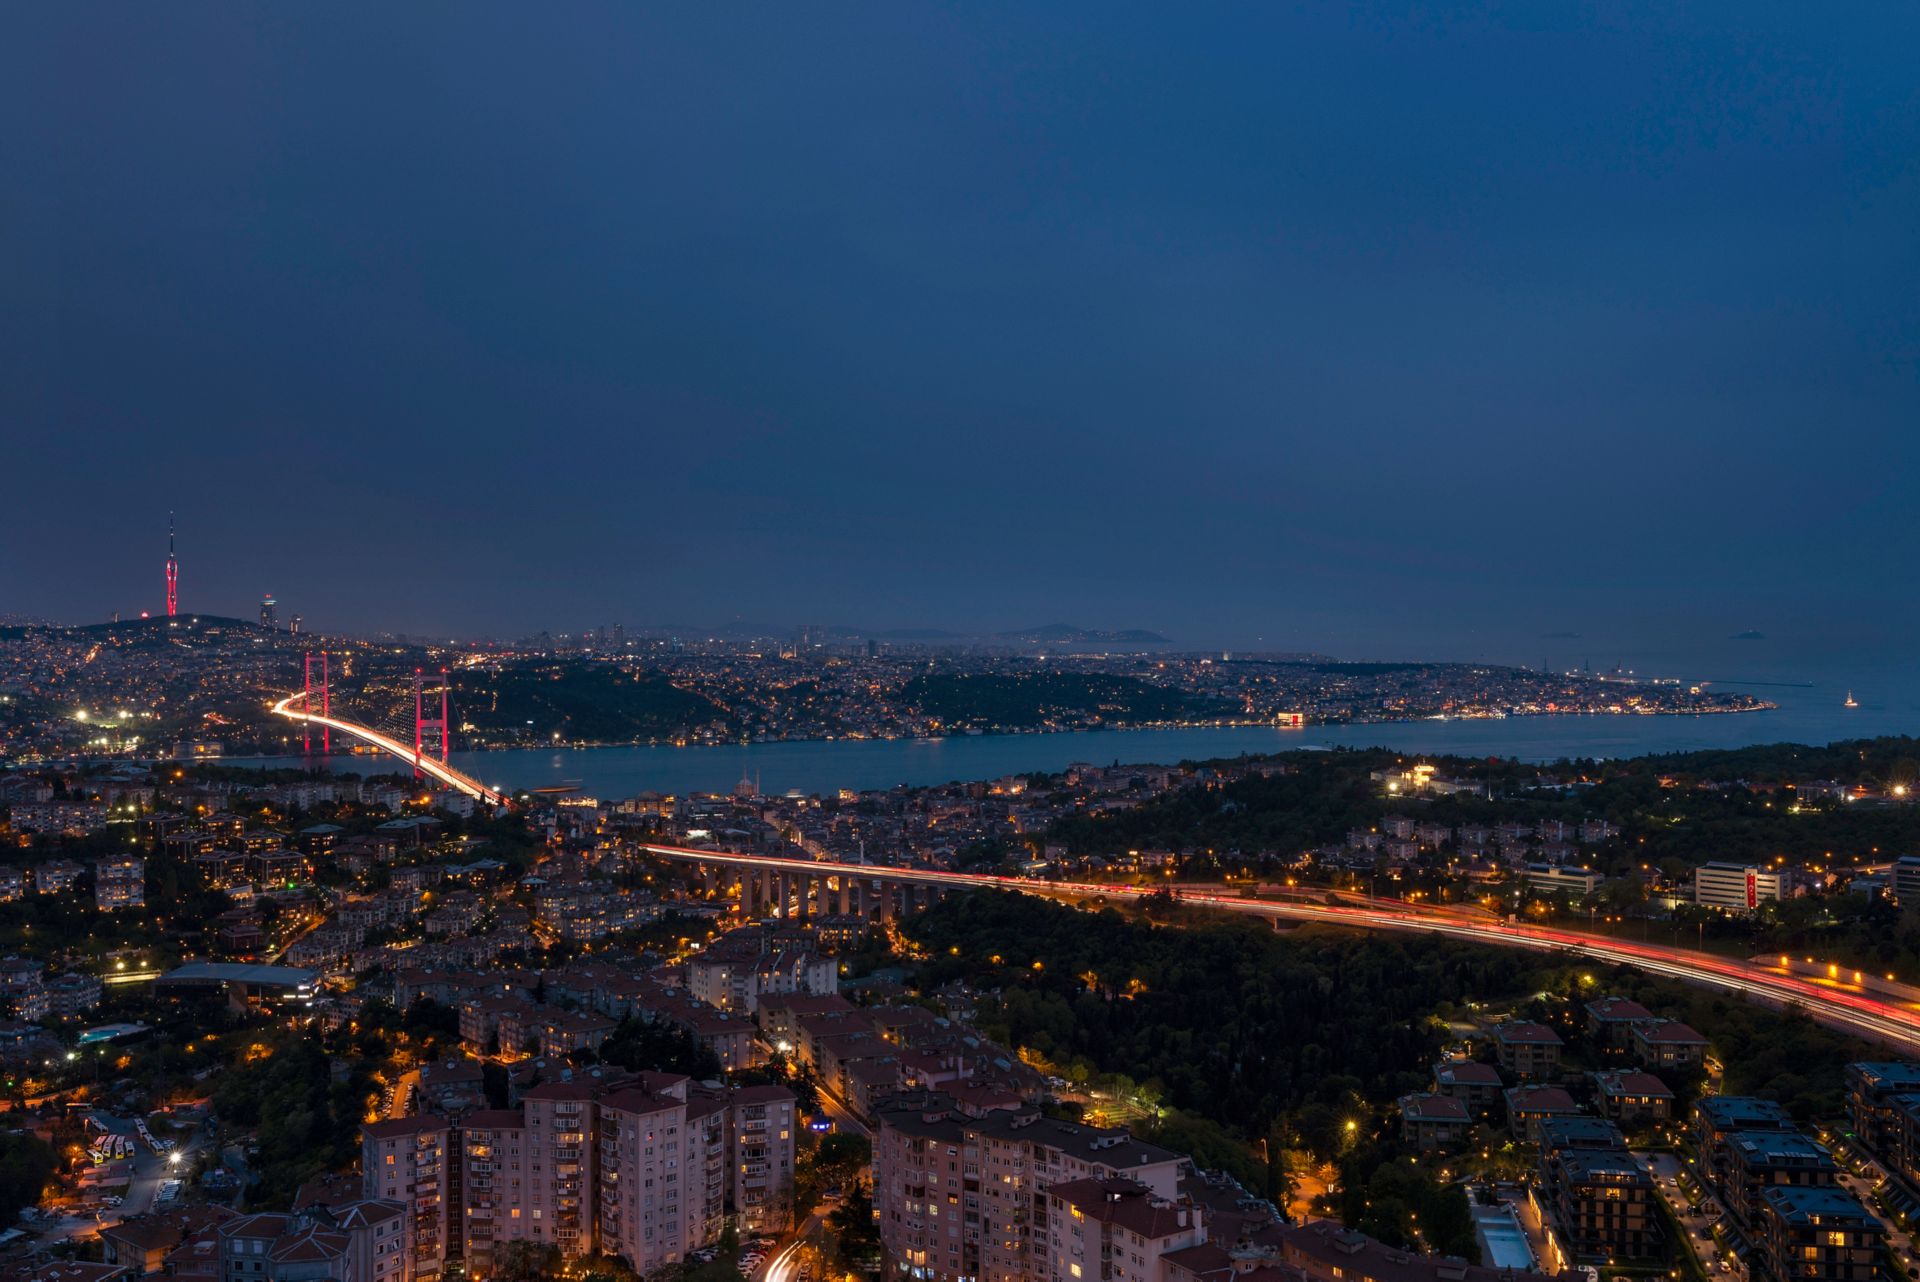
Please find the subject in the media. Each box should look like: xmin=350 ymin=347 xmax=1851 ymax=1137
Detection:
xmin=638 ymin=843 xmax=1920 ymax=1054
xmin=269 ymin=691 xmax=508 ymax=807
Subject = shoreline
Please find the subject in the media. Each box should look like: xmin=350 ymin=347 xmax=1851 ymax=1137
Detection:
xmin=220 ymin=700 xmax=1777 ymax=761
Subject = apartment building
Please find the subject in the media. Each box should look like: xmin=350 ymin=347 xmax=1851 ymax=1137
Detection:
xmin=1887 ymin=854 xmax=1920 ymax=905
xmin=366 ymin=1069 xmax=794 ymax=1280
xmin=729 ymin=1085 xmax=797 ymax=1235
xmin=1693 ymin=862 xmax=1788 ymax=913
xmin=1504 ymin=1086 xmax=1580 ymax=1143
xmin=1754 ymin=1187 xmax=1883 ymax=1282
xmin=685 ymin=934 xmax=838 ymax=1015
xmin=1040 ymin=1178 xmax=1206 ymax=1282
xmin=456 ymin=1109 xmax=527 ymax=1277
xmin=94 ymin=855 xmax=146 ymax=910
xmin=361 ymin=1117 xmax=452 ymax=1277
xmin=1397 ymin=1094 xmax=1471 ymax=1151
xmin=597 ymin=1082 xmax=699 ymax=1275
xmin=872 ymin=1091 xmax=1189 ymax=1282
xmin=1721 ymin=1132 xmax=1838 ymax=1229
xmin=1694 ymin=1097 xmax=1796 ymax=1186
xmin=1430 ymin=1059 xmax=1503 ymax=1118
xmin=215 ymin=1201 xmax=411 ymax=1282
xmin=1537 ymin=1146 xmax=1659 ymax=1266
xmin=1842 ymin=1060 xmax=1920 ymax=1165
xmin=1590 ymin=1070 xmax=1673 ymax=1125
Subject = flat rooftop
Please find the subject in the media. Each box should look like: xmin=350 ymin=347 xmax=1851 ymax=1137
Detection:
xmin=161 ymin=962 xmax=320 ymax=989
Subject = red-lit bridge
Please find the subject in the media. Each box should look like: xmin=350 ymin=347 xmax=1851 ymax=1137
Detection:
xmin=638 ymin=843 xmax=1920 ymax=1054
xmin=269 ymin=690 xmax=508 ymax=807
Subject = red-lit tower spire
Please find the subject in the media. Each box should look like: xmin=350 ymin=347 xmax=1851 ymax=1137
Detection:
xmin=165 ymin=513 xmax=178 ymax=617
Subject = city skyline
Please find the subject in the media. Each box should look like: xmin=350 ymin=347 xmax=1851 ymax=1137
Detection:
xmin=7 ymin=9 xmax=1920 ymax=1282
xmin=8 ymin=4 xmax=1920 ymax=662
xmin=2 ymin=510 xmax=1911 ymax=677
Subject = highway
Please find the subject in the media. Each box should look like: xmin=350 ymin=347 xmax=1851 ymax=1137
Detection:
xmin=244 ymin=697 xmax=1920 ymax=1056
xmin=268 ymin=691 xmax=507 ymax=806
xmin=638 ymin=844 xmax=1920 ymax=1054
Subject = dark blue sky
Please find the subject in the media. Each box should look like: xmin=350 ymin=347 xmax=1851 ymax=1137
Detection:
xmin=6 ymin=3 xmax=1918 ymax=661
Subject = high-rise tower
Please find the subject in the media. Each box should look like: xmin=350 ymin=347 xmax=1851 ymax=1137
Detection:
xmin=165 ymin=513 xmax=179 ymax=617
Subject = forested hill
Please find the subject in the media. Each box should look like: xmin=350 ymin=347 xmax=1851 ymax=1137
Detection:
xmin=452 ymin=663 xmax=719 ymax=743
xmin=900 ymin=672 xmax=1232 ymax=729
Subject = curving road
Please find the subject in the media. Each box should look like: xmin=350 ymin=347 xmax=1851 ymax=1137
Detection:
xmin=639 ymin=843 xmax=1920 ymax=1054
xmin=269 ymin=691 xmax=507 ymax=806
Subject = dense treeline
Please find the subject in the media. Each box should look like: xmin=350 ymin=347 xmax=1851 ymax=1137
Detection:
xmin=1048 ymin=738 xmax=1920 ymax=878
xmin=900 ymin=673 xmax=1229 ymax=728
xmin=597 ymin=1017 xmax=721 ymax=1079
xmin=453 ymin=663 xmax=720 ymax=742
xmin=0 ymin=1130 xmax=56 ymax=1224
xmin=903 ymin=889 xmax=1876 ymax=1146
xmin=1605 ymin=737 xmax=1920 ymax=786
xmin=1048 ymin=749 xmax=1400 ymax=855
xmin=905 ymin=891 xmax=1530 ymax=1153
xmin=213 ymin=1029 xmax=369 ymax=1204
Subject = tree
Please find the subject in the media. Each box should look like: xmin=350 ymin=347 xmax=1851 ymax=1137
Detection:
xmin=829 ymin=1183 xmax=882 ymax=1272
xmin=600 ymin=1016 xmax=722 ymax=1080
xmin=496 ymin=1241 xmax=560 ymax=1282
xmin=0 ymin=1130 xmax=56 ymax=1224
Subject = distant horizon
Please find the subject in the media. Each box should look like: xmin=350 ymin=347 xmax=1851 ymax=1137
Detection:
xmin=8 ymin=4 xmax=1919 ymax=667
xmin=8 ymin=604 xmax=1913 ymax=687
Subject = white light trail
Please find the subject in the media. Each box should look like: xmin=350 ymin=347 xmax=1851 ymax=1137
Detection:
xmin=639 ymin=844 xmax=1920 ymax=1054
xmin=270 ymin=691 xmax=506 ymax=806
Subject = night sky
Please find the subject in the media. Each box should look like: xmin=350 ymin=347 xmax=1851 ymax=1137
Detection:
xmin=7 ymin=4 xmax=1918 ymax=662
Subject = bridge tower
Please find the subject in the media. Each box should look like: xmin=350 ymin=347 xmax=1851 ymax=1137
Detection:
xmin=303 ymin=651 xmax=330 ymax=754
xmin=164 ymin=513 xmax=179 ymax=617
xmin=414 ymin=668 xmax=451 ymax=780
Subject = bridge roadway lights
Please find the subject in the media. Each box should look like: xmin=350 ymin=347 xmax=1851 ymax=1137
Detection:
xmin=270 ymin=691 xmax=506 ymax=807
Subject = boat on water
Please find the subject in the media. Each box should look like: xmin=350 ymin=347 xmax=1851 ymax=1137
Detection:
xmin=1845 ymin=691 xmax=1859 ymax=708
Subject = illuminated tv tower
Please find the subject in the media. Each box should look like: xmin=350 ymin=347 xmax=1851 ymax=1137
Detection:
xmin=165 ymin=513 xmax=179 ymax=617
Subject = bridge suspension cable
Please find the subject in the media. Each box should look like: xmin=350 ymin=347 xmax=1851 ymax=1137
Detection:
xmin=270 ymin=688 xmax=507 ymax=807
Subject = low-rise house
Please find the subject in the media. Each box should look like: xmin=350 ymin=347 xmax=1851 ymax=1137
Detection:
xmin=1504 ymin=1085 xmax=1581 ymax=1142
xmin=1492 ymin=1021 xmax=1563 ymax=1079
xmin=1398 ymin=1094 xmax=1471 ymax=1151
xmin=1591 ymin=1070 xmax=1673 ymax=1125
xmin=1630 ymin=1019 xmax=1708 ymax=1069
xmin=1431 ymin=1059 xmax=1503 ymax=1117
xmin=1582 ymin=996 xmax=1654 ymax=1054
